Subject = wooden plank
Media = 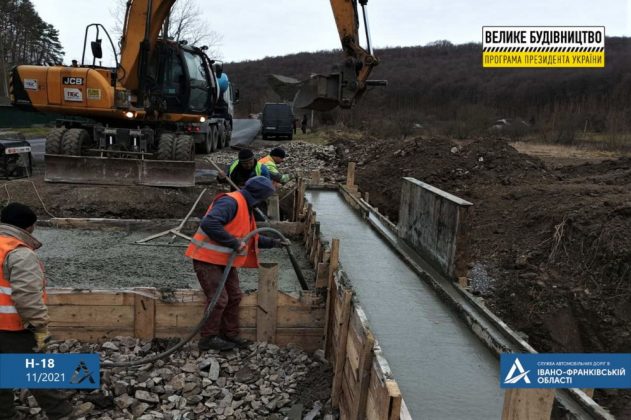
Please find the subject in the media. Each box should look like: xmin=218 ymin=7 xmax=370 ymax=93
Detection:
xmin=315 ymin=262 xmax=330 ymax=288
xmin=501 ymin=388 xmax=555 ymax=420
xmin=277 ymin=306 xmax=325 ymax=328
xmin=49 ymin=326 xmax=135 ymax=342
xmin=47 ymin=290 xmax=135 ymax=306
xmin=386 ymin=380 xmax=402 ymax=420
xmin=48 ymin=305 xmax=133 ymax=327
xmin=155 ymin=304 xmax=257 ymax=328
xmin=257 ymin=263 xmax=279 ymax=343
xmin=331 ymin=287 xmax=353 ymax=408
xmin=346 ymin=329 xmax=361 ymax=381
xmin=355 ymin=330 xmax=376 ymax=420
xmin=310 ymin=170 xmax=321 ymax=185
xmin=134 ymin=293 xmax=155 ymax=340
xmin=268 ymin=195 xmax=280 ymax=221
xmin=328 ymin=239 xmax=340 ymax=285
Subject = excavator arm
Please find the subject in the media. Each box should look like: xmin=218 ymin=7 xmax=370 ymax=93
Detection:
xmin=293 ymin=0 xmax=384 ymax=111
xmin=118 ymin=0 xmax=176 ymax=99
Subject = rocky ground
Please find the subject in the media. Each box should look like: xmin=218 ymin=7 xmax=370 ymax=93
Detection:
xmin=16 ymin=338 xmax=334 ymax=420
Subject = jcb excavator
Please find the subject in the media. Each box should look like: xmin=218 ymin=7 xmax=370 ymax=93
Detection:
xmin=9 ymin=0 xmax=382 ymax=187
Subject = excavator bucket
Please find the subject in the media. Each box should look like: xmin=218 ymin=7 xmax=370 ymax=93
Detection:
xmin=293 ymin=74 xmax=344 ymax=112
xmin=269 ymin=73 xmax=343 ymax=112
xmin=44 ymin=155 xmax=195 ymax=187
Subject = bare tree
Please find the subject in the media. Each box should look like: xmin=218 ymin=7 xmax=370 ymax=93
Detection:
xmin=110 ymin=0 xmax=222 ymax=59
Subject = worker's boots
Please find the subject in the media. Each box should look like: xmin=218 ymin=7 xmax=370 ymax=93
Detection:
xmin=198 ymin=335 xmax=236 ymax=351
xmin=223 ymin=335 xmax=252 ymax=348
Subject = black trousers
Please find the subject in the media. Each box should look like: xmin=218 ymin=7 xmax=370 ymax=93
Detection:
xmin=0 ymin=330 xmax=72 ymax=419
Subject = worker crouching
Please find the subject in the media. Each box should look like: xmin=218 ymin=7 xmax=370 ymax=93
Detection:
xmin=185 ymin=177 xmax=289 ymax=351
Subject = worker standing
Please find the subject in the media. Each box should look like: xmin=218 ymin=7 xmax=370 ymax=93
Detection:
xmin=301 ymin=114 xmax=308 ymax=134
xmin=218 ymin=149 xmax=270 ymax=190
xmin=185 ymin=177 xmax=290 ymax=351
xmin=0 ymin=203 xmax=74 ymax=420
xmin=258 ymin=147 xmax=291 ymax=188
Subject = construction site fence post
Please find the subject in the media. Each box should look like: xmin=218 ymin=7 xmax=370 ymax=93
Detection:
xmin=257 ymin=263 xmax=279 ymax=343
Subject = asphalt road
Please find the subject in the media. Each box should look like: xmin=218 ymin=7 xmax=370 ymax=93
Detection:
xmin=230 ymin=118 xmax=261 ymax=147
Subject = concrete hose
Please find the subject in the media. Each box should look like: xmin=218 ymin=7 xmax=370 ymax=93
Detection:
xmin=102 ymin=227 xmax=290 ymax=368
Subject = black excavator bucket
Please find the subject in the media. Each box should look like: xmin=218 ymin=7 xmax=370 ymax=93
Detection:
xmin=268 ymin=73 xmax=343 ymax=112
xmin=44 ymin=154 xmax=195 ymax=187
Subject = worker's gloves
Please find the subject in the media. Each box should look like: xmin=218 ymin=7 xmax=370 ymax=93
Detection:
xmin=276 ymin=238 xmax=291 ymax=248
xmin=33 ymin=328 xmax=51 ymax=352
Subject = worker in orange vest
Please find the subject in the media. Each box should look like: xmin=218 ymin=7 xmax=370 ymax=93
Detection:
xmin=0 ymin=203 xmax=74 ymax=420
xmin=185 ymin=177 xmax=290 ymax=351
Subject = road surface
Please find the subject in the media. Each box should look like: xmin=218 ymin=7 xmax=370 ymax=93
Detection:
xmin=230 ymin=119 xmax=261 ymax=147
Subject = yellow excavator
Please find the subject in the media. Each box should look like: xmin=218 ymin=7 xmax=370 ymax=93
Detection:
xmin=9 ymin=0 xmax=382 ymax=187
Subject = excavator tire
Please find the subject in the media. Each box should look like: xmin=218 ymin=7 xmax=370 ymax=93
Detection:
xmin=174 ymin=135 xmax=194 ymax=161
xmin=198 ymin=132 xmax=212 ymax=155
xmin=224 ymin=122 xmax=232 ymax=148
xmin=46 ymin=127 xmax=67 ymax=154
xmin=210 ymin=126 xmax=219 ymax=152
xmin=61 ymin=128 xmax=89 ymax=156
xmin=156 ymin=133 xmax=177 ymax=160
xmin=217 ymin=125 xmax=225 ymax=150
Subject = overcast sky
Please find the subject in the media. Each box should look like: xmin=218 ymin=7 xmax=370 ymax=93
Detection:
xmin=31 ymin=0 xmax=630 ymax=64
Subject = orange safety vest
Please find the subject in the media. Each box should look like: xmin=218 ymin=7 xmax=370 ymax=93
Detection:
xmin=185 ymin=192 xmax=260 ymax=268
xmin=0 ymin=236 xmax=47 ymax=331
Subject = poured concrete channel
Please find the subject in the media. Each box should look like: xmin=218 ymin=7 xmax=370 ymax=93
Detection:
xmin=307 ymin=190 xmax=503 ymax=420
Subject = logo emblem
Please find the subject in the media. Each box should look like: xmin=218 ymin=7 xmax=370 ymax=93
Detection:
xmin=504 ymin=357 xmax=531 ymax=384
xmin=70 ymin=361 xmax=95 ymax=384
xmin=62 ymin=77 xmax=84 ymax=85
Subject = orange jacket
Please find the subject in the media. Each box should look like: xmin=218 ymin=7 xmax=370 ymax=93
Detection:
xmin=185 ymin=192 xmax=259 ymax=268
xmin=0 ymin=236 xmax=47 ymax=331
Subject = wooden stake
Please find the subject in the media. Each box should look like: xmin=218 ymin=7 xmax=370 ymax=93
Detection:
xmin=311 ymin=170 xmax=321 ymax=185
xmin=268 ymin=195 xmax=280 ymax=221
xmin=331 ymin=288 xmax=353 ymax=408
xmin=501 ymin=388 xmax=555 ymax=420
xmin=134 ymin=293 xmax=155 ymax=340
xmin=347 ymin=162 xmax=356 ymax=188
xmin=257 ymin=263 xmax=279 ymax=343
xmin=355 ymin=331 xmax=376 ymax=419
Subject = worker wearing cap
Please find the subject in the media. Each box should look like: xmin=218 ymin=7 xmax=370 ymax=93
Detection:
xmin=218 ymin=149 xmax=270 ymax=190
xmin=186 ymin=177 xmax=290 ymax=351
xmin=259 ymin=148 xmax=291 ymax=188
xmin=0 ymin=203 xmax=74 ymax=420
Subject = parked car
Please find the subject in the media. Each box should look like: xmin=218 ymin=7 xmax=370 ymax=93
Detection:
xmin=261 ymin=103 xmax=294 ymax=140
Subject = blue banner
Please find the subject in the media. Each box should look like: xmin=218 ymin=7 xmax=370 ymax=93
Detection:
xmin=0 ymin=354 xmax=100 ymax=389
xmin=500 ymin=353 xmax=631 ymax=389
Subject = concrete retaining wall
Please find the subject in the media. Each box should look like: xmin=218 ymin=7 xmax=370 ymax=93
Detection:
xmin=397 ymin=177 xmax=472 ymax=280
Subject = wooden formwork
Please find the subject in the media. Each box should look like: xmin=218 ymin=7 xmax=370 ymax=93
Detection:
xmin=47 ymin=287 xmax=326 ymax=351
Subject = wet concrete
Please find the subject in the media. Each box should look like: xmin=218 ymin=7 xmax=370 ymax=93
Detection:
xmin=306 ymin=191 xmax=503 ymax=420
xmin=35 ymin=227 xmax=314 ymax=293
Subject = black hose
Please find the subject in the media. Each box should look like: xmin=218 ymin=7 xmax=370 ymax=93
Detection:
xmin=102 ymin=227 xmax=289 ymax=368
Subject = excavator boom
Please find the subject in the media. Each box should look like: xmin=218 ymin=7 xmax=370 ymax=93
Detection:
xmin=293 ymin=0 xmax=384 ymax=111
xmin=118 ymin=0 xmax=176 ymax=97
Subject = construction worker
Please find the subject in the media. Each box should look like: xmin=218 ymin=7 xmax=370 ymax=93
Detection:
xmin=218 ymin=149 xmax=270 ymax=190
xmin=185 ymin=177 xmax=290 ymax=351
xmin=259 ymin=147 xmax=291 ymax=188
xmin=0 ymin=203 xmax=74 ymax=420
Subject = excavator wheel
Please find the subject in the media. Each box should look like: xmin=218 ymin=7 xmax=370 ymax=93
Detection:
xmin=156 ymin=133 xmax=177 ymax=160
xmin=210 ymin=126 xmax=219 ymax=152
xmin=198 ymin=132 xmax=212 ymax=155
xmin=174 ymin=135 xmax=194 ymax=161
xmin=224 ymin=124 xmax=232 ymax=148
xmin=61 ymin=128 xmax=89 ymax=156
xmin=45 ymin=127 xmax=67 ymax=154
xmin=217 ymin=125 xmax=225 ymax=150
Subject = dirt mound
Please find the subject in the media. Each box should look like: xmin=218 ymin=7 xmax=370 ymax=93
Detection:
xmin=338 ymin=135 xmax=631 ymax=416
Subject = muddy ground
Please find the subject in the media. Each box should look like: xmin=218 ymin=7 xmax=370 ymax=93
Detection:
xmin=36 ymin=227 xmax=315 ymax=293
xmin=335 ymin=134 xmax=631 ymax=417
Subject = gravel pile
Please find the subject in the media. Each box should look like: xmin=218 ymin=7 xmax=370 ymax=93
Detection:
xmin=15 ymin=338 xmax=335 ymax=420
